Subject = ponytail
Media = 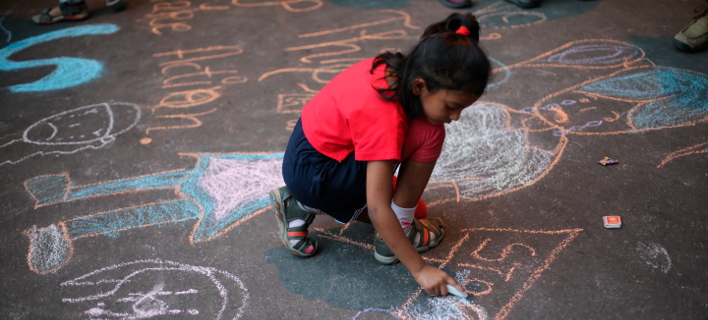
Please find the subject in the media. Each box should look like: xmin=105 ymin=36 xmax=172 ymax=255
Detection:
xmin=372 ymin=13 xmax=491 ymax=119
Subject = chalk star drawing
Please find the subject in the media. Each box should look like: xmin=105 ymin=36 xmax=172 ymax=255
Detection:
xmin=0 ymin=102 xmax=141 ymax=167
xmin=61 ymin=259 xmax=249 ymax=319
xmin=0 ymin=24 xmax=119 ymax=92
xmin=23 ymin=153 xmax=283 ymax=274
xmin=265 ymin=223 xmax=581 ymax=320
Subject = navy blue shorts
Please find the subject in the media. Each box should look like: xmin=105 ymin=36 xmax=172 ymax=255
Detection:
xmin=282 ymin=118 xmax=368 ymax=223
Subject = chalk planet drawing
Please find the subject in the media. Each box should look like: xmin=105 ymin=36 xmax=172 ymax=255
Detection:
xmin=0 ymin=102 xmax=141 ymax=167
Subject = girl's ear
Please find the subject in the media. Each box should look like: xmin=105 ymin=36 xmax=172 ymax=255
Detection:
xmin=412 ymin=78 xmax=428 ymax=96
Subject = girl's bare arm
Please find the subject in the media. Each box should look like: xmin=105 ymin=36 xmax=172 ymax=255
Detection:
xmin=366 ymin=160 xmax=461 ymax=295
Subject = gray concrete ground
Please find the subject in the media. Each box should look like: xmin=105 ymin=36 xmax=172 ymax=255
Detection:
xmin=1 ymin=0 xmax=707 ymax=319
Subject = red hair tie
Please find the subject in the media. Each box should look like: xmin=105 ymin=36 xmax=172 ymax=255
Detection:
xmin=456 ymin=26 xmax=471 ymax=36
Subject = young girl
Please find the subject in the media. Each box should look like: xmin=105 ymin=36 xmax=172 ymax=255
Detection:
xmin=270 ymin=13 xmax=491 ymax=297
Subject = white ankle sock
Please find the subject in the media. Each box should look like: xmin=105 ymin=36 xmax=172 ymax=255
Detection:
xmin=391 ymin=200 xmax=416 ymax=231
xmin=390 ymin=200 xmax=436 ymax=247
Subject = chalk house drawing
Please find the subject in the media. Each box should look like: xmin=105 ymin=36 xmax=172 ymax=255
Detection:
xmin=24 ymin=153 xmax=284 ymax=274
xmin=61 ymin=259 xmax=249 ymax=320
xmin=0 ymin=102 xmax=141 ymax=167
xmin=265 ymin=223 xmax=582 ymax=320
xmin=0 ymin=24 xmax=119 ymax=92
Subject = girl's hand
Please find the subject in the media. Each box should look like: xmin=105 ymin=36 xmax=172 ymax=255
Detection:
xmin=413 ymin=264 xmax=465 ymax=296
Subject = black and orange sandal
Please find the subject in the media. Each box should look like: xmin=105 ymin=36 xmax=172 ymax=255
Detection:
xmin=32 ymin=1 xmax=89 ymax=24
xmin=269 ymin=186 xmax=318 ymax=257
xmin=374 ymin=217 xmax=445 ymax=264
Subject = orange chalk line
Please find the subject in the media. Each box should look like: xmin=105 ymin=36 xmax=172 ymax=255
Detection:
xmin=470 ymin=238 xmax=537 ymax=262
xmin=314 ymin=228 xmax=375 ymax=250
xmin=658 ymin=142 xmax=708 ymax=168
xmin=494 ymin=229 xmax=582 ymax=320
xmin=231 ymin=0 xmax=323 ymax=13
xmin=399 ymin=234 xmax=470 ymax=312
xmin=162 ymin=68 xmax=247 ymax=89
xmin=286 ymin=30 xmax=408 ymax=63
xmin=147 ymin=108 xmax=217 ymax=134
xmin=298 ymin=9 xmax=419 ymax=38
xmin=154 ymin=46 xmax=244 ymax=66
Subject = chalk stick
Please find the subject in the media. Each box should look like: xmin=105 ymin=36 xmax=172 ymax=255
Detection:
xmin=446 ymin=284 xmax=468 ymax=298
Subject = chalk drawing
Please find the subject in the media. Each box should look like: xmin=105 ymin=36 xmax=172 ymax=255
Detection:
xmin=533 ymin=66 xmax=708 ymax=136
xmin=0 ymin=102 xmax=141 ymax=167
xmin=147 ymin=46 xmax=247 ymax=136
xmin=0 ymin=11 xmax=11 ymax=43
xmin=470 ymin=0 xmax=597 ymax=31
xmin=231 ymin=0 xmax=323 ymax=12
xmin=430 ymin=102 xmax=555 ymax=203
xmin=279 ymin=224 xmax=582 ymax=320
xmin=23 ymin=153 xmax=283 ymax=274
xmin=636 ymin=241 xmax=672 ymax=274
xmin=0 ymin=24 xmax=119 ymax=92
xmin=473 ymin=1 xmax=546 ymax=30
xmin=145 ymin=1 xmax=229 ymax=35
xmin=658 ymin=142 xmax=708 ymax=168
xmin=61 ymin=259 xmax=249 ymax=319
xmin=427 ymin=40 xmax=707 ymax=205
xmin=258 ymin=9 xmax=420 ymax=128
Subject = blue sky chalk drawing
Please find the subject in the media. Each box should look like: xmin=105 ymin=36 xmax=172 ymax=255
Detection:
xmin=0 ymin=23 xmax=119 ymax=92
xmin=23 ymin=152 xmax=284 ymax=274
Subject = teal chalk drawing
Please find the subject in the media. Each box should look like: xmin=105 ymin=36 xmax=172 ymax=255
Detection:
xmin=578 ymin=67 xmax=708 ymax=130
xmin=24 ymin=153 xmax=284 ymax=274
xmin=0 ymin=24 xmax=119 ymax=92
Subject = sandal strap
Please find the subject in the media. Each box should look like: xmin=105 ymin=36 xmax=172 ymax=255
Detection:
xmin=285 ymin=226 xmax=310 ymax=241
xmin=59 ymin=0 xmax=88 ymax=16
xmin=279 ymin=187 xmax=316 ymax=224
xmin=409 ymin=218 xmax=443 ymax=249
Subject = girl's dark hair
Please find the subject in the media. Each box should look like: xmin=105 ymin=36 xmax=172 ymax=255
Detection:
xmin=371 ymin=13 xmax=492 ymax=119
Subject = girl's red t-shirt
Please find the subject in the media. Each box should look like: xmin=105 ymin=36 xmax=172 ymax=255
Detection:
xmin=301 ymin=58 xmax=445 ymax=163
xmin=301 ymin=58 xmax=408 ymax=162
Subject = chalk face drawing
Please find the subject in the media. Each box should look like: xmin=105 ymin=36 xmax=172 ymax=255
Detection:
xmin=0 ymin=24 xmax=119 ymax=92
xmin=534 ymin=67 xmax=708 ymax=136
xmin=0 ymin=102 xmax=141 ymax=167
xmin=266 ymin=223 xmax=581 ymax=320
xmin=61 ymin=259 xmax=249 ymax=319
xmin=24 ymin=153 xmax=283 ymax=274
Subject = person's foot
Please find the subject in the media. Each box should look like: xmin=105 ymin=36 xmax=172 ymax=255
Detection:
xmin=106 ymin=0 xmax=129 ymax=12
xmin=674 ymin=4 xmax=708 ymax=53
xmin=438 ymin=0 xmax=472 ymax=9
xmin=31 ymin=1 xmax=89 ymax=24
xmin=504 ymin=0 xmax=540 ymax=9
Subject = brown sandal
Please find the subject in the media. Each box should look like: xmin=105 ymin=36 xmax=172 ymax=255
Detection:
xmin=32 ymin=1 xmax=89 ymax=25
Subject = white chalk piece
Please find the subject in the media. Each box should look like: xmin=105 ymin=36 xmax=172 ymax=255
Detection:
xmin=446 ymin=284 xmax=468 ymax=298
xmin=603 ymin=216 xmax=622 ymax=228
